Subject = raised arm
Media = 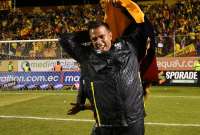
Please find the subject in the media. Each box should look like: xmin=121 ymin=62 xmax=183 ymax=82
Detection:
xmin=59 ymin=31 xmax=91 ymax=63
xmin=113 ymin=0 xmax=149 ymax=58
xmin=104 ymin=0 xmax=158 ymax=81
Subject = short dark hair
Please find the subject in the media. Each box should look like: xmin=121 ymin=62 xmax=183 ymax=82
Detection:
xmin=88 ymin=21 xmax=110 ymax=31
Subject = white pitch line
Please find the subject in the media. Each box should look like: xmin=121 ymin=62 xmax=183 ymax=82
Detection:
xmin=0 ymin=115 xmax=200 ymax=127
xmin=145 ymin=122 xmax=200 ymax=127
xmin=0 ymin=115 xmax=94 ymax=122
xmin=0 ymin=92 xmax=198 ymax=97
xmin=151 ymin=95 xmax=200 ymax=99
xmin=1 ymin=92 xmax=200 ymax=99
xmin=0 ymin=92 xmax=76 ymax=96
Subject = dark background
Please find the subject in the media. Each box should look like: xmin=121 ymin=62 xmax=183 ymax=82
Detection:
xmin=14 ymin=0 xmax=100 ymax=7
xmin=13 ymin=0 xmax=148 ymax=7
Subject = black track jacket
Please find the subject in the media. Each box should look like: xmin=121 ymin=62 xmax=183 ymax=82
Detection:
xmin=59 ymin=22 xmax=149 ymax=127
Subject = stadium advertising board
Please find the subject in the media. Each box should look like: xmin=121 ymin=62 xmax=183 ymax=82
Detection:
xmin=0 ymin=72 xmax=62 ymax=85
xmin=17 ymin=59 xmax=79 ymax=72
xmin=0 ymin=71 xmax=80 ymax=89
xmin=161 ymin=71 xmax=198 ymax=85
xmin=157 ymin=57 xmax=199 ymax=85
xmin=63 ymin=71 xmax=80 ymax=85
xmin=157 ymin=57 xmax=197 ymax=71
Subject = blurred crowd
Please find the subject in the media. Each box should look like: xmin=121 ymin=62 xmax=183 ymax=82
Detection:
xmin=142 ymin=0 xmax=200 ymax=56
xmin=0 ymin=4 xmax=104 ymax=59
xmin=0 ymin=4 xmax=104 ymax=40
xmin=0 ymin=0 xmax=199 ymax=59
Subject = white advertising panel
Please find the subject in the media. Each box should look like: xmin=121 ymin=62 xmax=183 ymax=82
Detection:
xmin=18 ymin=59 xmax=79 ymax=72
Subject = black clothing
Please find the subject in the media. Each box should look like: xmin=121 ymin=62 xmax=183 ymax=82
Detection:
xmin=91 ymin=118 xmax=144 ymax=135
xmin=60 ymin=22 xmax=148 ymax=127
xmin=123 ymin=17 xmax=157 ymax=80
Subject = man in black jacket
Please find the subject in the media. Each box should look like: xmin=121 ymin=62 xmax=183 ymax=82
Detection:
xmin=60 ymin=1 xmax=151 ymax=135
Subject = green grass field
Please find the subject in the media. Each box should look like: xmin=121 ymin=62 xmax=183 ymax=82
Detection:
xmin=0 ymin=86 xmax=200 ymax=135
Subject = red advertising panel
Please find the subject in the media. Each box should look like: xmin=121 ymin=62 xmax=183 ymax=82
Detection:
xmin=156 ymin=57 xmax=198 ymax=71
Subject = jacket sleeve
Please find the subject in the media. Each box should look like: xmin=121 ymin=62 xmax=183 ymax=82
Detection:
xmin=124 ymin=17 xmax=159 ymax=82
xmin=59 ymin=31 xmax=91 ymax=63
xmin=139 ymin=17 xmax=159 ymax=82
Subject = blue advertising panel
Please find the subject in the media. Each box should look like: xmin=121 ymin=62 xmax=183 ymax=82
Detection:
xmin=0 ymin=72 xmax=62 ymax=85
xmin=0 ymin=71 xmax=81 ymax=88
xmin=63 ymin=71 xmax=80 ymax=85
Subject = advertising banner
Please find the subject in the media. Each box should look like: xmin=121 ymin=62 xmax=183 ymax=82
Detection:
xmin=63 ymin=71 xmax=80 ymax=85
xmin=166 ymin=71 xmax=197 ymax=83
xmin=160 ymin=71 xmax=198 ymax=85
xmin=0 ymin=71 xmax=81 ymax=88
xmin=1 ymin=57 xmax=198 ymax=72
xmin=0 ymin=72 xmax=62 ymax=85
xmin=17 ymin=59 xmax=79 ymax=72
xmin=157 ymin=57 xmax=198 ymax=71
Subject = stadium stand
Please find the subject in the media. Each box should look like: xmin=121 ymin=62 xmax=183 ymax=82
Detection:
xmin=0 ymin=0 xmax=199 ymax=58
xmin=0 ymin=0 xmax=199 ymax=89
xmin=141 ymin=0 xmax=199 ymax=56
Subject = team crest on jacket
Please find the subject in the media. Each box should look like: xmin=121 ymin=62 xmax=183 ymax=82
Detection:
xmin=114 ymin=42 xmax=122 ymax=50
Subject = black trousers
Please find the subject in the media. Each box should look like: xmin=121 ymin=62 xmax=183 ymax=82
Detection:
xmin=91 ymin=118 xmax=144 ymax=135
